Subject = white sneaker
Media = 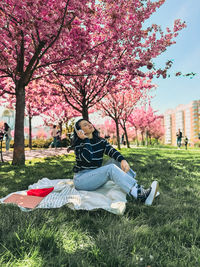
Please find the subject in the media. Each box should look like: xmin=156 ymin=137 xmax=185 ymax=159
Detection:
xmin=145 ymin=181 xmax=159 ymax=206
xmin=156 ymin=191 xmax=160 ymax=197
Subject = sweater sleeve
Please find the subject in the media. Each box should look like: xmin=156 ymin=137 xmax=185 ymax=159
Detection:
xmin=104 ymin=141 xmax=125 ymax=162
xmin=75 ymin=138 xmax=93 ymax=163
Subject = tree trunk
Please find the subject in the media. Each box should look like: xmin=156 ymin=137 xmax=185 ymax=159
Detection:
xmin=82 ymin=106 xmax=89 ymax=120
xmin=149 ymin=135 xmax=152 ymax=145
xmin=145 ymin=130 xmax=148 ymax=146
xmin=141 ymin=131 xmax=144 ymax=146
xmin=29 ymin=115 xmax=32 ymax=150
xmin=156 ymin=138 xmax=159 ymax=145
xmin=59 ymin=121 xmax=62 ymax=134
xmin=124 ymin=125 xmax=130 ymax=148
xmin=135 ymin=128 xmax=139 ymax=146
xmin=115 ymin=120 xmax=121 ymax=150
xmin=12 ymin=84 xmax=25 ymax=165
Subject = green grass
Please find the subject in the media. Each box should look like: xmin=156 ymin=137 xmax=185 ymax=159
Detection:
xmin=0 ymin=148 xmax=200 ymax=267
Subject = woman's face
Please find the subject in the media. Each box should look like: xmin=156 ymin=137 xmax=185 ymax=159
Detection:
xmin=79 ymin=120 xmax=94 ymax=135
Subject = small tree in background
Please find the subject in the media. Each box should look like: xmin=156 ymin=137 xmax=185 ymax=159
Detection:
xmin=148 ymin=117 xmax=165 ymax=144
xmin=128 ymin=105 xmax=163 ymax=146
xmin=97 ymin=77 xmax=154 ymax=149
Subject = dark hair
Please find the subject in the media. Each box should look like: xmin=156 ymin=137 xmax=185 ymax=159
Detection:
xmin=70 ymin=118 xmax=101 ymax=148
xmin=4 ymin=123 xmax=9 ymax=131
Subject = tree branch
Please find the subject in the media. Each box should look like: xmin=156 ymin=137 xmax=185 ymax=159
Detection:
xmin=37 ymin=1 xmax=71 ymax=60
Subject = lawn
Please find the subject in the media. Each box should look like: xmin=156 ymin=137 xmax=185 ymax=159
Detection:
xmin=0 ymin=148 xmax=200 ymax=267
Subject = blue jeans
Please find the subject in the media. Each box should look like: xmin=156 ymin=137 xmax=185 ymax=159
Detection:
xmin=53 ymin=137 xmax=57 ymax=148
xmin=6 ymin=136 xmax=11 ymax=151
xmin=177 ymin=138 xmax=182 ymax=147
xmin=74 ymin=160 xmax=137 ymax=194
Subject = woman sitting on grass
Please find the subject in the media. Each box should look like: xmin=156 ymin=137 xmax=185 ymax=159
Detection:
xmin=71 ymin=119 xmax=158 ymax=206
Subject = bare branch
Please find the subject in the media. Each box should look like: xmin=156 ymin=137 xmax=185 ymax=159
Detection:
xmin=35 ymin=56 xmax=73 ymax=70
xmin=0 ymin=6 xmax=19 ymax=26
xmin=23 ymin=40 xmax=46 ymax=83
xmin=0 ymin=88 xmax=16 ymax=96
xmin=56 ymin=72 xmax=95 ymax=77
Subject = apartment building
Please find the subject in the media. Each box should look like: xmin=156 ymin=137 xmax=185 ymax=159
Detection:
xmin=164 ymin=100 xmax=200 ymax=146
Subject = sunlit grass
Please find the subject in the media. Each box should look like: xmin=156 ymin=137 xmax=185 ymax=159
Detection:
xmin=0 ymin=148 xmax=200 ymax=266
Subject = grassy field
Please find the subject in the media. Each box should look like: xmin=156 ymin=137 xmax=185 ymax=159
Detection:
xmin=0 ymin=148 xmax=200 ymax=267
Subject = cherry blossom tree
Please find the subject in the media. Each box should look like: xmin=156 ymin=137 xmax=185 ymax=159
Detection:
xmin=93 ymin=118 xmax=116 ymax=139
xmin=49 ymin=0 xmax=186 ymax=120
xmin=97 ymin=76 xmax=153 ymax=149
xmin=36 ymin=129 xmax=47 ymax=139
xmin=0 ymin=0 xmax=96 ymax=164
xmin=50 ymin=70 xmax=117 ymax=120
xmin=42 ymin=100 xmax=80 ymax=136
xmin=22 ymin=80 xmax=59 ymax=148
xmin=2 ymin=80 xmax=58 ymax=149
xmin=125 ymin=124 xmax=137 ymax=143
xmin=128 ymin=105 xmax=163 ymax=146
xmin=0 ymin=0 xmax=186 ymax=164
xmin=119 ymin=80 xmax=155 ymax=148
xmin=148 ymin=117 xmax=165 ymax=144
xmin=128 ymin=109 xmax=141 ymax=146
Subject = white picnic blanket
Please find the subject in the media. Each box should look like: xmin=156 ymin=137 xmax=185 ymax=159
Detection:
xmin=0 ymin=178 xmax=127 ymax=215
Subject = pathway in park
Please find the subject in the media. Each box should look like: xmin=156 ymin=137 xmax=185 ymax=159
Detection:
xmin=1 ymin=148 xmax=69 ymax=162
xmin=2 ymin=145 xmax=199 ymax=162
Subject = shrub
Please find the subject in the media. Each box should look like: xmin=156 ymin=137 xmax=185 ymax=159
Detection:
xmin=49 ymin=138 xmax=70 ymax=148
xmin=60 ymin=138 xmax=70 ymax=147
xmin=1 ymin=138 xmax=70 ymax=149
xmin=194 ymin=140 xmax=200 ymax=148
xmin=32 ymin=138 xmax=53 ymax=148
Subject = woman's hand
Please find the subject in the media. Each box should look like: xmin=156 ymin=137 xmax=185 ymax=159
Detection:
xmin=121 ymin=160 xmax=130 ymax=173
xmin=77 ymin=130 xmax=87 ymax=140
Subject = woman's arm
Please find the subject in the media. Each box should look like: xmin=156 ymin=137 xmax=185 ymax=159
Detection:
xmin=104 ymin=141 xmax=130 ymax=172
xmin=104 ymin=141 xmax=125 ymax=162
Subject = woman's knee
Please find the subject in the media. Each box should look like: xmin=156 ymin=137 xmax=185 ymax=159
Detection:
xmin=107 ymin=163 xmax=120 ymax=174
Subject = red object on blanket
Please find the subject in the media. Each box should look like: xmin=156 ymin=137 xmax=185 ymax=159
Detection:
xmin=27 ymin=187 xmax=54 ymax=197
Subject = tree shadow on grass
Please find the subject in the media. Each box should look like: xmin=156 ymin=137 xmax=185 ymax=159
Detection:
xmin=0 ymin=205 xmax=92 ymax=266
xmin=0 ymin=155 xmax=76 ymax=198
xmin=124 ymin=148 xmax=200 ymax=190
xmin=0 ymin=204 xmax=129 ymax=266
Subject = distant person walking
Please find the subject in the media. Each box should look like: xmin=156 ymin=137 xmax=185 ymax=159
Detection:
xmin=176 ymin=129 xmax=182 ymax=149
xmin=121 ymin=133 xmax=124 ymax=145
xmin=56 ymin=130 xmax=61 ymax=148
xmin=4 ymin=123 xmax=12 ymax=151
xmin=51 ymin=125 xmax=58 ymax=149
xmin=184 ymin=136 xmax=189 ymax=150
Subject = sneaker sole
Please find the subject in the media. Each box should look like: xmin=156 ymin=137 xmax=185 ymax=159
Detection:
xmin=145 ymin=181 xmax=159 ymax=206
xmin=156 ymin=191 xmax=160 ymax=197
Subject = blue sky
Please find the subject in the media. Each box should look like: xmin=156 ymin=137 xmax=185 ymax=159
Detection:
xmin=148 ymin=0 xmax=200 ymax=114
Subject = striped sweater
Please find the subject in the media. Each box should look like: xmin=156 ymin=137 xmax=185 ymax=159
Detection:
xmin=73 ymin=137 xmax=125 ymax=173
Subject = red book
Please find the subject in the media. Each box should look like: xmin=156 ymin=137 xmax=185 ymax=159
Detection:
xmin=3 ymin=194 xmax=44 ymax=209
